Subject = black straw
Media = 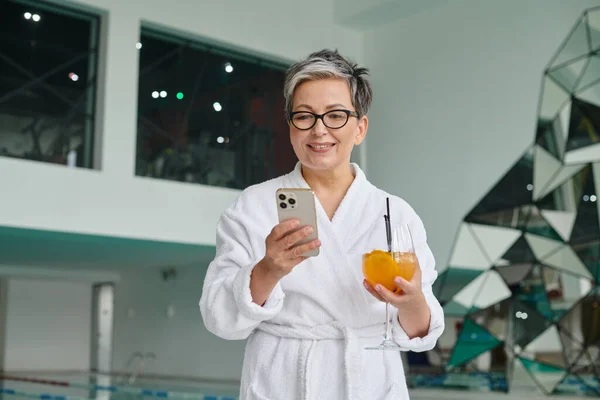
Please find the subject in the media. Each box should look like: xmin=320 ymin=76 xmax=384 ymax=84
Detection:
xmin=384 ymin=197 xmax=392 ymax=252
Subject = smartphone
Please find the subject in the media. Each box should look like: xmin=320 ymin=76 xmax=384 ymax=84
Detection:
xmin=276 ymin=188 xmax=320 ymax=257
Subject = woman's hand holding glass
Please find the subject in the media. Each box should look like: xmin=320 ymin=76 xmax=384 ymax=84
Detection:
xmin=363 ymin=255 xmax=424 ymax=309
xmin=362 ymin=223 xmax=426 ymax=350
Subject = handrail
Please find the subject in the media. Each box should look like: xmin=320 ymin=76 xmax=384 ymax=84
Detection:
xmin=127 ymin=351 xmax=158 ymax=384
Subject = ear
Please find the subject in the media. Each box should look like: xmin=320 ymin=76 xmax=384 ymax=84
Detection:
xmin=354 ymin=115 xmax=368 ymax=145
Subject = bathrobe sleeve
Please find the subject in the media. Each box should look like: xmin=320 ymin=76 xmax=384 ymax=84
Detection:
xmin=200 ymin=196 xmax=285 ymax=340
xmin=392 ymin=211 xmax=445 ymax=352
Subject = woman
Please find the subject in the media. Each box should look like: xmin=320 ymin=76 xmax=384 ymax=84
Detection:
xmin=200 ymin=49 xmax=444 ymax=400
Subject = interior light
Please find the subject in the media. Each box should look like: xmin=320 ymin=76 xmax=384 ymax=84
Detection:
xmin=68 ymin=72 xmax=79 ymax=82
xmin=136 ymin=42 xmax=142 ymax=50
xmin=515 ymin=311 xmax=522 ymax=318
xmin=521 ymin=312 xmax=528 ymax=320
xmin=32 ymin=14 xmax=40 ymax=22
xmin=526 ymin=184 xmax=533 ymax=191
xmin=176 ymin=92 xmax=184 ymax=100
xmin=225 ymin=62 xmax=233 ymax=73
xmin=583 ymin=195 xmax=590 ymax=202
xmin=224 ymin=137 xmax=229 ymax=143
xmin=160 ymin=90 xmax=167 ymax=98
xmin=217 ymin=136 xmax=224 ymax=144
xmin=152 ymin=91 xmax=159 ymax=99
xmin=24 ymin=12 xmax=32 ymax=19
xmin=213 ymin=102 xmax=222 ymax=112
xmin=591 ymin=195 xmax=597 ymax=202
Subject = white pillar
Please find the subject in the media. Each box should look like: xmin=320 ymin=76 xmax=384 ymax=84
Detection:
xmin=96 ymin=6 xmax=140 ymax=176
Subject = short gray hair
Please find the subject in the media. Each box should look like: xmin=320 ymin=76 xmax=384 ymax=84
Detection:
xmin=283 ymin=49 xmax=373 ymax=119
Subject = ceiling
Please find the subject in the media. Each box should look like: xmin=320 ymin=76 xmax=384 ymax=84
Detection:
xmin=335 ymin=0 xmax=450 ymax=31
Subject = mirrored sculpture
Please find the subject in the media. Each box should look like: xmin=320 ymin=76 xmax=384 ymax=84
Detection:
xmin=429 ymin=7 xmax=600 ymax=396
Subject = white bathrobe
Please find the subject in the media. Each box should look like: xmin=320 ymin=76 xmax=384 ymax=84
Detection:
xmin=199 ymin=162 xmax=444 ymax=400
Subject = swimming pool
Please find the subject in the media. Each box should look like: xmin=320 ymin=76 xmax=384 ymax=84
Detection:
xmin=0 ymin=372 xmax=240 ymax=400
xmin=1 ymin=371 xmax=597 ymax=399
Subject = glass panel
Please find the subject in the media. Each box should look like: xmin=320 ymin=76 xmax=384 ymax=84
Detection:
xmin=466 ymin=147 xmax=534 ymax=217
xmin=447 ymin=223 xmax=490 ymax=270
xmin=537 ymin=164 xmax=589 ymax=214
xmin=467 ymin=205 xmax=533 ymax=231
xmin=434 ymin=267 xmax=483 ymax=303
xmin=577 ymin=79 xmax=600 ymax=109
xmin=472 ymin=270 xmax=512 ymax=310
xmin=496 ymin=264 xmax=534 ymax=286
xmin=135 ymin=28 xmax=294 ymax=189
xmin=559 ymin=327 xmax=585 ymax=367
xmin=587 ymin=9 xmax=600 ymax=51
xmin=452 ymin=270 xmax=511 ymax=312
xmin=570 ymin=345 xmax=599 ymax=378
xmin=539 ymin=210 xmax=577 ymax=241
xmin=524 ymin=233 xmax=563 ymax=261
xmin=557 ymin=288 xmax=600 ymax=369
xmin=565 ymin=97 xmax=600 ymax=153
xmin=442 ymin=300 xmax=470 ymax=317
xmin=469 ymin=298 xmax=511 ymax=341
xmin=451 ymin=271 xmax=489 ymax=310
xmin=0 ymin=0 xmax=99 ymax=168
xmin=538 ymin=77 xmax=571 ymax=128
xmin=447 ymin=319 xmax=501 ymax=368
xmin=525 ymin=206 xmax=562 ymax=241
xmin=537 ymin=110 xmax=569 ymax=159
xmin=496 ymin=235 xmax=536 ymax=266
xmin=549 ymin=58 xmax=587 ymax=93
xmin=536 ymin=164 xmax=586 ymax=208
xmin=573 ymin=240 xmax=600 ymax=282
xmin=468 ymin=224 xmax=521 ymax=266
xmin=522 ymin=325 xmax=566 ymax=368
xmin=595 ymin=163 xmax=600 ymax=236
xmin=543 ymin=246 xmax=593 ymax=279
xmin=509 ymin=354 xmax=541 ymax=393
xmin=575 ymin=55 xmax=600 ymax=92
xmin=564 ymin=143 xmax=600 ymax=164
xmin=519 ymin=357 xmax=566 ymax=394
xmin=533 ymin=145 xmax=562 ymax=201
xmin=541 ymin=265 xmax=592 ymax=320
xmin=512 ymin=299 xmax=551 ymax=349
xmin=510 ymin=265 xmax=553 ymax=320
xmin=567 ymin=162 xmax=599 ymax=245
xmin=549 ymin=15 xmax=590 ymax=69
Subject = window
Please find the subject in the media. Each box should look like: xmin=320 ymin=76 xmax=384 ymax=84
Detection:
xmin=0 ymin=0 xmax=100 ymax=168
xmin=136 ymin=28 xmax=297 ymax=190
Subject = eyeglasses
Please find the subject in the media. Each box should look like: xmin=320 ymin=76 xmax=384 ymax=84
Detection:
xmin=289 ymin=109 xmax=359 ymax=130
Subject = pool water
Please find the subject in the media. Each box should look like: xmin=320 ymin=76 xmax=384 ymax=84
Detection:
xmin=0 ymin=372 xmax=240 ymax=400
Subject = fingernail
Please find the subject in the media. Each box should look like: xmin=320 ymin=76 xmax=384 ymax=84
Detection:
xmin=291 ymin=219 xmax=300 ymax=227
xmin=304 ymin=226 xmax=313 ymax=234
xmin=394 ymin=277 xmax=402 ymax=284
xmin=375 ymin=285 xmax=382 ymax=292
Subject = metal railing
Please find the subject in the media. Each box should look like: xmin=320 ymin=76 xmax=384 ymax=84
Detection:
xmin=121 ymin=351 xmax=157 ymax=385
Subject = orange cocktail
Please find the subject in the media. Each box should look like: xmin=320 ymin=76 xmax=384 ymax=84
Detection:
xmin=363 ymin=250 xmax=417 ymax=292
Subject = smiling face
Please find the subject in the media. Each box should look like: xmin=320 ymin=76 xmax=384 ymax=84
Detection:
xmin=289 ymin=78 xmax=368 ymax=174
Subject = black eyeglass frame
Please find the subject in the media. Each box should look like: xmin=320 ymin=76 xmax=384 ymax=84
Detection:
xmin=288 ymin=109 xmax=359 ymax=130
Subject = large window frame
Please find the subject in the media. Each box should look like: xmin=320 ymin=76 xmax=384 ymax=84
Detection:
xmin=0 ymin=0 xmax=101 ymax=169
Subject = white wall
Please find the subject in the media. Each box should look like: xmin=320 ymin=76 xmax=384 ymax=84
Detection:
xmin=111 ymin=265 xmax=244 ymax=381
xmin=4 ymin=278 xmax=92 ymax=371
xmin=363 ymin=0 xmax=600 ymax=270
xmin=0 ymin=0 xmax=363 ymax=245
